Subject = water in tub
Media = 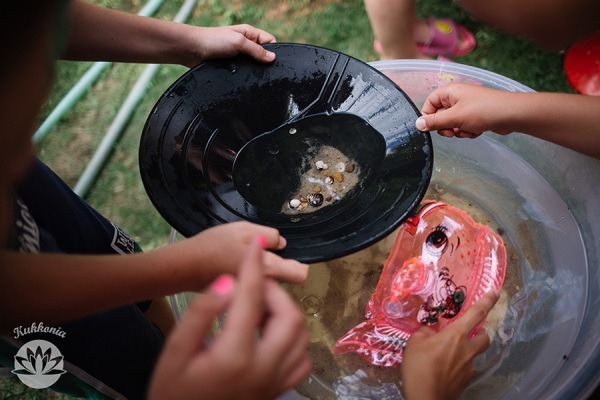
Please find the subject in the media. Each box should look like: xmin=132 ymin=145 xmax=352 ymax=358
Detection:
xmin=283 ymin=134 xmax=587 ymax=400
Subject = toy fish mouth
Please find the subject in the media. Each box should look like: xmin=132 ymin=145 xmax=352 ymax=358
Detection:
xmin=389 ymin=256 xmax=436 ymax=293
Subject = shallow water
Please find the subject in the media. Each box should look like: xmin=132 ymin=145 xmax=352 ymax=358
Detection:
xmin=283 ymin=188 xmax=520 ymax=400
xmin=284 ymin=134 xmax=587 ymax=400
xmin=169 ymin=133 xmax=587 ymax=400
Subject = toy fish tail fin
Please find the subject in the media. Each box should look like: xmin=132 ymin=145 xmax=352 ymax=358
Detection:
xmin=333 ymin=320 xmax=410 ymax=367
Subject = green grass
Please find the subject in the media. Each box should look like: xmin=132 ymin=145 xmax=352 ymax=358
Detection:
xmin=0 ymin=374 xmax=71 ymax=400
xmin=7 ymin=0 xmax=575 ymax=398
xmin=415 ymin=0 xmax=572 ymax=92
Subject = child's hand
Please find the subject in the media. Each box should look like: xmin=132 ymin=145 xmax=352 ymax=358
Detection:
xmin=416 ymin=84 xmax=513 ymax=139
xmin=183 ymin=221 xmax=309 ymax=284
xmin=183 ymin=24 xmax=277 ymax=67
xmin=400 ymin=290 xmax=500 ymax=400
xmin=148 ymin=237 xmax=312 ymax=400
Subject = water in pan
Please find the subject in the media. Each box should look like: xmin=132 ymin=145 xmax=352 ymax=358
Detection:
xmin=282 ymin=144 xmax=360 ymax=215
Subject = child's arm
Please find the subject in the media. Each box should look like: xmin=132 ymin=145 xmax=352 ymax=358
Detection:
xmin=416 ymin=84 xmax=600 ymax=159
xmin=0 ymin=221 xmax=308 ymax=332
xmin=63 ymin=0 xmax=276 ymax=67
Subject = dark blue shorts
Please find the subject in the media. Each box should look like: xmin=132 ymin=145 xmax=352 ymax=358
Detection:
xmin=7 ymin=159 xmax=165 ymax=399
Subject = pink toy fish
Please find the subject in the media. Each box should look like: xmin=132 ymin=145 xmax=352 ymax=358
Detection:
xmin=334 ymin=200 xmax=507 ymax=366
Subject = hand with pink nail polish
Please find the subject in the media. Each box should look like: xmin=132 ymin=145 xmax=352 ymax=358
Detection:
xmin=167 ymin=221 xmax=309 ymax=287
xmin=148 ymin=238 xmax=313 ymax=400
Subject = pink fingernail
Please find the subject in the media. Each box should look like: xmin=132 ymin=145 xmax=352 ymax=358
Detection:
xmin=257 ymin=235 xmax=268 ymax=249
xmin=210 ymin=274 xmax=234 ymax=296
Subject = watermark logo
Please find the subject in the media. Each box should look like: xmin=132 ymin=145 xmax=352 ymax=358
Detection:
xmin=12 ymin=339 xmax=67 ymax=389
xmin=14 ymin=322 xmax=66 ymax=340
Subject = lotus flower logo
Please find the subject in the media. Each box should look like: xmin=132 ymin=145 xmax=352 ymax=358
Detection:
xmin=12 ymin=340 xmax=66 ymax=389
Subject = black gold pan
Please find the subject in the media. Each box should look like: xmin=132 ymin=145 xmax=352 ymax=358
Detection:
xmin=139 ymin=43 xmax=433 ymax=263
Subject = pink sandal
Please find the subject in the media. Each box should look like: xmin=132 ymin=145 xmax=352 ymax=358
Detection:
xmin=417 ymin=18 xmax=476 ymax=57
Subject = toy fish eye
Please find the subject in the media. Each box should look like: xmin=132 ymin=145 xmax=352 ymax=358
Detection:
xmin=426 ymin=227 xmax=448 ymax=253
xmin=453 ymin=290 xmax=465 ymax=304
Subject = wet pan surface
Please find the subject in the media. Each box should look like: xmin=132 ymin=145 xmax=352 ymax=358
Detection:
xmin=139 ymin=43 xmax=433 ymax=262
